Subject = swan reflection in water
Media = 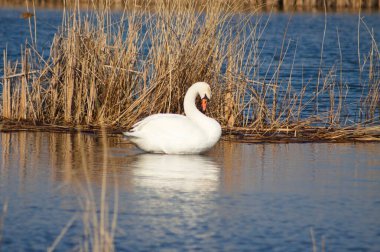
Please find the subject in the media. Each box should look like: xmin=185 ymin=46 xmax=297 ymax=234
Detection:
xmin=130 ymin=154 xmax=220 ymax=193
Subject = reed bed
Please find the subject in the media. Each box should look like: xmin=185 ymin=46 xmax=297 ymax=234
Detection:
xmin=0 ymin=0 xmax=379 ymax=11
xmin=1 ymin=0 xmax=380 ymax=142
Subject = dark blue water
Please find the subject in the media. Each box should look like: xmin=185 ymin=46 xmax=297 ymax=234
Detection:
xmin=0 ymin=8 xmax=61 ymax=63
xmin=0 ymin=132 xmax=380 ymax=251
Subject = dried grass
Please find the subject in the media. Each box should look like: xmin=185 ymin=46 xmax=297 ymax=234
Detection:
xmin=1 ymin=0 xmax=380 ymax=142
xmin=1 ymin=0 xmax=379 ymax=11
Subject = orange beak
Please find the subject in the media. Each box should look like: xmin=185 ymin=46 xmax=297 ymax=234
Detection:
xmin=201 ymin=98 xmax=207 ymax=112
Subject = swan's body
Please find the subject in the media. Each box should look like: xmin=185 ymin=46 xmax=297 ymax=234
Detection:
xmin=123 ymin=82 xmax=222 ymax=154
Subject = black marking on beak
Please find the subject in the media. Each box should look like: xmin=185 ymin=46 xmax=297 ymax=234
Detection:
xmin=202 ymin=95 xmax=210 ymax=101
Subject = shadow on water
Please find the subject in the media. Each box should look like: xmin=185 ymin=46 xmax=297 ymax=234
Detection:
xmin=0 ymin=132 xmax=380 ymax=251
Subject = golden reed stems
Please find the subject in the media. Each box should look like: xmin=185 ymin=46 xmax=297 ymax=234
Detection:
xmin=1 ymin=0 xmax=379 ymax=141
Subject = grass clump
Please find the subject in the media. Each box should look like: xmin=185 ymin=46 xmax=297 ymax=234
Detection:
xmin=1 ymin=0 xmax=380 ymax=142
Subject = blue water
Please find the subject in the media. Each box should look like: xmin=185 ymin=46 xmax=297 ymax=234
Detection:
xmin=1 ymin=9 xmax=380 ymax=250
xmin=0 ymin=132 xmax=380 ymax=251
xmin=0 ymin=8 xmax=61 ymax=62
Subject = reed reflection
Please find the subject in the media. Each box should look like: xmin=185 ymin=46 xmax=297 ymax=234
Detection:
xmin=1 ymin=132 xmax=379 ymax=196
xmin=0 ymin=132 xmax=136 ymax=193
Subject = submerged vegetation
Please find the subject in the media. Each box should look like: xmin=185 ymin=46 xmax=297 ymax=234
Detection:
xmin=1 ymin=0 xmax=380 ymax=142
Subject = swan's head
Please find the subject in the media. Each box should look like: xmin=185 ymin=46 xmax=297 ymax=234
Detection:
xmin=194 ymin=82 xmax=212 ymax=100
xmin=192 ymin=82 xmax=211 ymax=113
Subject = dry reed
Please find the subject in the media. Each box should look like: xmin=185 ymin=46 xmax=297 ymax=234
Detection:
xmin=0 ymin=0 xmax=379 ymax=11
xmin=1 ymin=0 xmax=380 ymax=142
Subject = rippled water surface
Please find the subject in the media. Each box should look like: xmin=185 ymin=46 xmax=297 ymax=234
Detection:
xmin=0 ymin=132 xmax=380 ymax=251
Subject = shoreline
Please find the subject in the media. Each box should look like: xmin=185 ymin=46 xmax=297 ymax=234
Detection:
xmin=1 ymin=121 xmax=379 ymax=143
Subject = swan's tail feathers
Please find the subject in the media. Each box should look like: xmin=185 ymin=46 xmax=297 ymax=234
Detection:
xmin=123 ymin=131 xmax=138 ymax=139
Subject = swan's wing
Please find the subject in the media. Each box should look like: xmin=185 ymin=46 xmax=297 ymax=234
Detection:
xmin=125 ymin=114 xmax=201 ymax=139
xmin=123 ymin=114 xmax=206 ymax=153
xmin=128 ymin=114 xmax=177 ymax=133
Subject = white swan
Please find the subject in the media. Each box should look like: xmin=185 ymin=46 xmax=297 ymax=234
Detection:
xmin=123 ymin=82 xmax=222 ymax=154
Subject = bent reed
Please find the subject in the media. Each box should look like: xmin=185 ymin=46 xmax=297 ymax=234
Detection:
xmin=1 ymin=0 xmax=380 ymax=142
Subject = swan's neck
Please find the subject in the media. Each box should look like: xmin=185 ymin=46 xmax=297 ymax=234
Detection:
xmin=184 ymin=87 xmax=208 ymax=121
xmin=183 ymin=84 xmax=222 ymax=146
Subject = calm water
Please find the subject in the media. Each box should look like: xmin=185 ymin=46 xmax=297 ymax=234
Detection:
xmin=1 ymin=8 xmax=380 ymax=251
xmin=0 ymin=132 xmax=380 ymax=251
